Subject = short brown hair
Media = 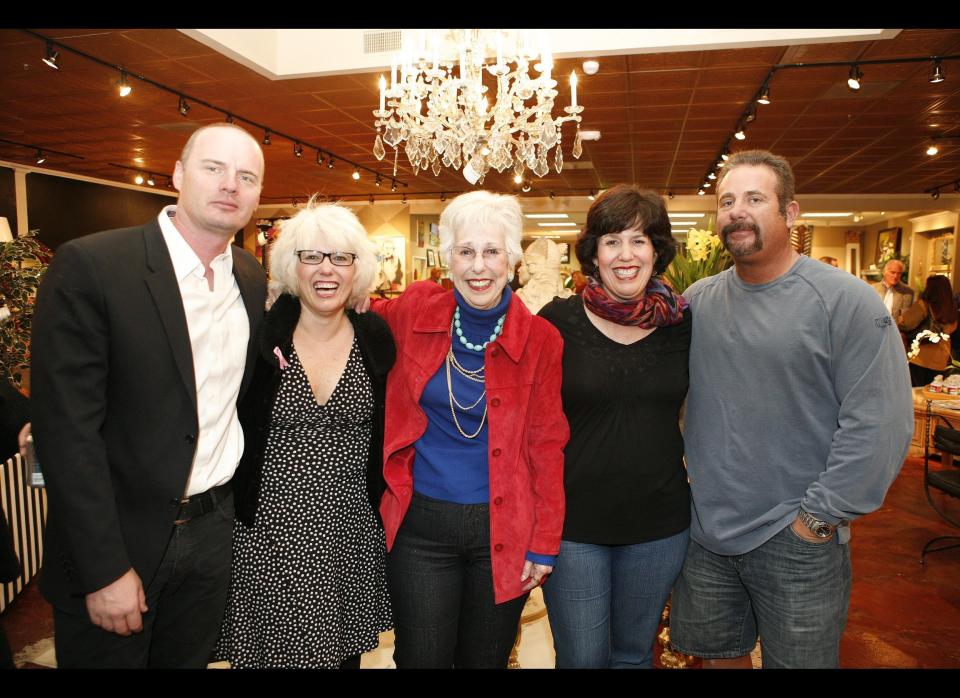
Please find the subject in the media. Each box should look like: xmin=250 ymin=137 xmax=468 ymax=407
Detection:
xmin=575 ymin=185 xmax=676 ymax=278
xmin=718 ymin=149 xmax=796 ymax=216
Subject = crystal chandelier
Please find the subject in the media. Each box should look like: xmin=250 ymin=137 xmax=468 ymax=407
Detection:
xmin=372 ymin=30 xmax=584 ymax=185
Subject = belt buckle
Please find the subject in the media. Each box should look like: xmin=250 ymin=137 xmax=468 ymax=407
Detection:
xmin=174 ymin=494 xmax=192 ymax=525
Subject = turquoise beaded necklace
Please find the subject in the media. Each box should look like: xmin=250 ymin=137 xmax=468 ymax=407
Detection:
xmin=453 ymin=306 xmax=506 ymax=352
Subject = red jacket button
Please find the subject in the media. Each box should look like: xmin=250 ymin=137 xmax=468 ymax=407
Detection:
xmin=491 ymin=397 xmax=501 ymax=407
xmin=494 ymin=496 xmax=503 ymax=505
xmin=492 ymin=448 xmax=502 ymax=456
xmin=494 ymin=543 xmax=504 ymax=552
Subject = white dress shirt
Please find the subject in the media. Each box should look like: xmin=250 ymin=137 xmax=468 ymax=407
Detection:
xmin=158 ymin=206 xmax=249 ymax=496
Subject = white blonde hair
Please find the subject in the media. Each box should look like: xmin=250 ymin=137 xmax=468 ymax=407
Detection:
xmin=269 ymin=199 xmax=378 ymax=305
xmin=438 ymin=191 xmax=524 ymax=272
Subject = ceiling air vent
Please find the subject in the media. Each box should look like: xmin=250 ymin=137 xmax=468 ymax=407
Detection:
xmin=364 ymin=31 xmax=402 ymax=54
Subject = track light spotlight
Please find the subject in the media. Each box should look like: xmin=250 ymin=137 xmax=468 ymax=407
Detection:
xmin=146 ymin=175 xmax=155 ymax=186
xmin=927 ymin=142 xmax=940 ymax=156
xmin=116 ymin=71 xmax=131 ymax=97
xmin=708 ymin=172 xmax=717 ymax=180
xmin=369 ymin=195 xmax=375 ymax=204
xmin=757 ymin=84 xmax=771 ymax=105
xmin=316 ymin=150 xmax=324 ymax=166
xmin=721 ymin=150 xmax=730 ymax=161
xmin=703 ymin=181 xmax=711 ymax=189
xmin=327 ymin=157 xmax=335 ymax=169
xmin=375 ymin=174 xmax=382 ymax=187
xmin=293 ymin=142 xmax=303 ymax=158
xmin=440 ymin=192 xmax=447 ymax=202
xmin=588 ymin=190 xmax=596 ymax=201
xmin=549 ymin=191 xmax=556 ymax=199
xmin=521 ymin=181 xmax=531 ymax=193
xmin=391 ymin=180 xmax=398 ymax=192
xmin=401 ymin=193 xmax=407 ymax=204
xmin=930 ymin=59 xmax=945 ymax=84
xmin=225 ymin=114 xmax=235 ymax=124
xmin=352 ymin=168 xmax=360 ymax=180
xmin=134 ymin=174 xmax=144 ymax=185
xmin=954 ymin=181 xmax=960 ymax=193
xmin=178 ymin=96 xmax=190 ymax=116
xmin=263 ymin=131 xmax=271 ymax=146
xmin=734 ymin=127 xmax=746 ymax=141
xmin=697 ymin=189 xmax=705 ymax=196
xmin=847 ymin=64 xmax=863 ymax=91
xmin=42 ymin=42 xmax=59 ymax=70
xmin=744 ymin=107 xmax=757 ymax=123
xmin=932 ymin=188 xmax=940 ymax=200
xmin=668 ymin=192 xmax=675 ymax=200
xmin=35 ymin=149 xmax=45 ymax=165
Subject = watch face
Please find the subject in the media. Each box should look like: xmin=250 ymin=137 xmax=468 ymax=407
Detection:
xmin=812 ymin=523 xmax=832 ymax=538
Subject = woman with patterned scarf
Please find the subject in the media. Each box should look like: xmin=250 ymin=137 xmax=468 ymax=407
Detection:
xmin=539 ymin=185 xmax=691 ymax=669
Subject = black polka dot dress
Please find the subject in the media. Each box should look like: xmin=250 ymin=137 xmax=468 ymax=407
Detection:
xmin=216 ymin=339 xmax=392 ymax=668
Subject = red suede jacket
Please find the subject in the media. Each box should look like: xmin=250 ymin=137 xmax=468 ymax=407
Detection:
xmin=372 ymin=281 xmax=568 ymax=603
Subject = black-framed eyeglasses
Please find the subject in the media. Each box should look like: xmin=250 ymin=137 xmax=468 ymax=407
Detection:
xmin=295 ymin=250 xmax=357 ymax=266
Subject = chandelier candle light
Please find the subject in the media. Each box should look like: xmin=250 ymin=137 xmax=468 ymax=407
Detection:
xmin=373 ymin=30 xmax=585 ymax=185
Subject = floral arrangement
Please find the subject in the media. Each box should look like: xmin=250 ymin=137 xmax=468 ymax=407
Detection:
xmin=663 ymin=228 xmax=732 ymax=294
xmin=908 ymin=329 xmax=950 ymax=360
xmin=0 ymin=229 xmax=52 ymax=388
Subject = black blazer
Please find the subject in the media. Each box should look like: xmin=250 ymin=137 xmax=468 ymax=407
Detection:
xmin=30 ymin=220 xmax=265 ymax=612
xmin=0 ymin=381 xmax=29 ymax=583
xmin=232 ymin=294 xmax=396 ymax=526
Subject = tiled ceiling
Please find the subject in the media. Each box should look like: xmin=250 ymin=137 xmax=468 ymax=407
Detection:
xmin=1 ymin=28 xmax=960 ymax=203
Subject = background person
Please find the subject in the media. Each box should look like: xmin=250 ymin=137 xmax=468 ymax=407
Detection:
xmin=539 ymin=185 xmax=690 ymax=669
xmin=215 ymin=202 xmax=394 ymax=668
xmin=366 ymin=190 xmax=567 ymax=668
xmin=898 ymin=274 xmax=959 ymax=387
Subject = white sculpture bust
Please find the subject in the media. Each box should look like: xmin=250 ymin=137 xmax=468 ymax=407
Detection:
xmin=516 ymin=238 xmax=573 ymax=314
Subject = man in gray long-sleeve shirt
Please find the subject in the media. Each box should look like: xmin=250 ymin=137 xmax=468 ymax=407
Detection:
xmin=669 ymin=150 xmax=913 ymax=669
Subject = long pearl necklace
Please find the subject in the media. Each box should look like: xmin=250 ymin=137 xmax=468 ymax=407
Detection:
xmin=445 ymin=306 xmax=506 ymax=439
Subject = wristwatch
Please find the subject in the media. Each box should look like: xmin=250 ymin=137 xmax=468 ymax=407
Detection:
xmin=797 ymin=510 xmax=836 ymax=539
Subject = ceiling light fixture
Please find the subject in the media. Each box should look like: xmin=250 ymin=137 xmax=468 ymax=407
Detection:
xmin=757 ymin=84 xmax=771 ymax=105
xmin=116 ymin=71 xmax=131 ymax=97
xmin=134 ymin=174 xmax=144 ymax=185
xmin=316 ymin=150 xmax=324 ymax=166
xmin=513 ymin=173 xmax=523 ymax=184
xmin=225 ymin=114 xmax=235 ymax=124
xmin=930 ymin=59 xmax=945 ymax=84
xmin=721 ymin=150 xmax=730 ymax=161
xmin=42 ymin=42 xmax=59 ymax=70
xmin=525 ymin=213 xmax=569 ymax=219
xmin=391 ymin=180 xmax=398 ymax=192
xmin=401 ymin=193 xmax=407 ymax=204
xmin=327 ymin=157 xmax=335 ymax=169
xmin=146 ymin=174 xmax=155 ymax=186
xmin=588 ymin=190 xmax=596 ymax=200
xmin=352 ymin=168 xmax=360 ymax=181
xmin=293 ymin=142 xmax=303 ymax=158
xmin=708 ymin=172 xmax=717 ymax=180
xmin=375 ymin=174 xmax=382 ymax=187
xmin=263 ymin=131 xmax=271 ymax=146
xmin=440 ymin=192 xmax=447 ymax=202
xmin=744 ymin=107 xmax=757 ymax=123
xmin=373 ymin=30 xmax=584 ymax=183
xmin=734 ymin=127 xmax=746 ymax=141
xmin=582 ymin=59 xmax=600 ymax=75
xmin=667 ymin=192 xmax=675 ymax=200
xmin=177 ymin=96 xmax=190 ymax=116
xmin=927 ymin=142 xmax=940 ymax=156
xmin=932 ymin=188 xmax=940 ymax=199
xmin=35 ymin=149 xmax=45 ymax=165
xmin=697 ymin=189 xmax=705 ymax=196
xmin=521 ymin=181 xmax=532 ymax=193
xmin=847 ymin=64 xmax=863 ymax=91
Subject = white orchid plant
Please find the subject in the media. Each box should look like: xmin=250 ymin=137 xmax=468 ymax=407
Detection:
xmin=908 ymin=329 xmax=952 ymax=361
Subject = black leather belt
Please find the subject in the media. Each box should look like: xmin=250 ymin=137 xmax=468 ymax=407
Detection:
xmin=173 ymin=481 xmax=232 ymax=525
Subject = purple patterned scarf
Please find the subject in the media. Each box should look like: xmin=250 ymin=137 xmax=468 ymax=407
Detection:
xmin=581 ymin=275 xmax=688 ymax=328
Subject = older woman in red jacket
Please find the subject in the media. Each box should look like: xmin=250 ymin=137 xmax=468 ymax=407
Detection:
xmin=368 ymin=190 xmax=567 ymax=668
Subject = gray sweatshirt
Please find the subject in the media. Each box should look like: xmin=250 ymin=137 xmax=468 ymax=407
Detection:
xmin=683 ymin=255 xmax=913 ymax=556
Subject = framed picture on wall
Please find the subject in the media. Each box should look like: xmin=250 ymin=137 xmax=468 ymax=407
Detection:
xmin=429 ymin=223 xmax=440 ymax=247
xmin=416 ymin=220 xmax=426 ymax=248
xmin=876 ymin=227 xmax=902 ymax=264
xmin=426 ymin=249 xmax=436 ymax=267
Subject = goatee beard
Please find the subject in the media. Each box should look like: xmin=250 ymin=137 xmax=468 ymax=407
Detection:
xmin=721 ymin=221 xmax=763 ymax=258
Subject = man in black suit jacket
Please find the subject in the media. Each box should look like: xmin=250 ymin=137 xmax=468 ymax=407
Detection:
xmin=30 ymin=124 xmax=267 ymax=668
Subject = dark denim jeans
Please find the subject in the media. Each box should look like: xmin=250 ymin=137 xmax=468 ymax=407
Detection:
xmin=542 ymin=529 xmax=689 ymax=668
xmin=670 ymin=523 xmax=852 ymax=669
xmin=53 ymin=490 xmax=234 ymax=669
xmin=386 ymin=491 xmax=528 ymax=668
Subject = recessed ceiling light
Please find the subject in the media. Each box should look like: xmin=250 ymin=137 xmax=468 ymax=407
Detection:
xmin=525 ymin=213 xmax=569 ymax=219
xmin=804 ymin=213 xmax=852 ymax=217
xmin=538 ymin=222 xmax=577 ymax=227
xmin=668 ymin=213 xmax=705 ymax=219
xmin=582 ymin=59 xmax=599 ymax=75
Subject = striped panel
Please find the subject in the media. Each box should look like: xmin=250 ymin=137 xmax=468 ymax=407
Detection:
xmin=0 ymin=454 xmax=47 ymax=613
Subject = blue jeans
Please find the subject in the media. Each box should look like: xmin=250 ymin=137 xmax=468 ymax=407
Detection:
xmin=542 ymin=529 xmax=689 ymax=668
xmin=670 ymin=523 xmax=852 ymax=669
xmin=387 ymin=492 xmax=528 ymax=668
